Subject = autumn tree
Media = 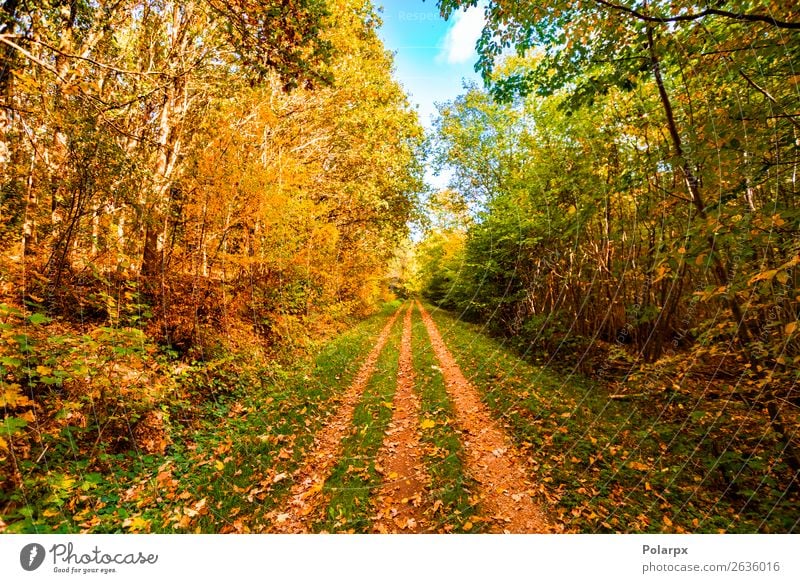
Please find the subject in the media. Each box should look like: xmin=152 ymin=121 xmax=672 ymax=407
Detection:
xmin=1 ymin=0 xmax=422 ymax=347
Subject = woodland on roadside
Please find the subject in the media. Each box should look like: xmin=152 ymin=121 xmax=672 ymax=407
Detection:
xmin=0 ymin=0 xmax=424 ymax=531
xmin=415 ymin=0 xmax=800 ymax=521
xmin=1 ymin=0 xmax=798 ymax=533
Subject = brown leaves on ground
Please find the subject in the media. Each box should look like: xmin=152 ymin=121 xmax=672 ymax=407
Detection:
xmin=131 ymin=410 xmax=168 ymax=455
xmin=416 ymin=301 xmax=552 ymax=533
xmin=264 ymin=308 xmax=402 ymax=533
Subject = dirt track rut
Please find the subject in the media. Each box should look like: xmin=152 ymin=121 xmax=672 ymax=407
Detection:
xmin=417 ymin=301 xmax=550 ymax=533
xmin=372 ymin=304 xmax=429 ymax=533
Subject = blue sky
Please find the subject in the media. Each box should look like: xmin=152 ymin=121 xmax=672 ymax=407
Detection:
xmin=374 ymin=0 xmax=485 ymax=188
xmin=375 ymin=0 xmax=484 ymax=127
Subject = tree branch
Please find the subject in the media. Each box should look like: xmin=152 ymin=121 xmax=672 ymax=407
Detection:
xmin=24 ymin=37 xmax=168 ymax=77
xmin=0 ymin=35 xmax=66 ymax=82
xmin=736 ymin=67 xmax=800 ymax=131
xmin=592 ymin=0 xmax=800 ymax=30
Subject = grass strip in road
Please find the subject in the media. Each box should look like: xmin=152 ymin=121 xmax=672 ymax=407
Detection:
xmin=410 ymin=304 xmax=481 ymax=533
xmin=313 ymin=305 xmax=405 ymax=533
xmin=425 ymin=305 xmax=800 ymax=534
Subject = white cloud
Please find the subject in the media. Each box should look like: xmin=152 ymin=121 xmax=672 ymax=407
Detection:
xmin=438 ymin=5 xmax=485 ymax=65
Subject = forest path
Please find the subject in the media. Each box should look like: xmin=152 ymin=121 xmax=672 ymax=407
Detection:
xmin=417 ymin=301 xmax=551 ymax=533
xmin=372 ymin=303 xmax=430 ymax=533
xmin=266 ymin=300 xmax=551 ymax=533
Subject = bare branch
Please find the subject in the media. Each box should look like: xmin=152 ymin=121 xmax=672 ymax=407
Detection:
xmin=592 ymin=0 xmax=800 ymax=30
xmin=24 ymin=37 xmax=168 ymax=77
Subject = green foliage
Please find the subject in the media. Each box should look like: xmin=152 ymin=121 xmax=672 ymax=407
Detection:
xmin=421 ymin=42 xmax=799 ymax=367
xmin=437 ymin=1 xmax=800 ymax=103
xmin=415 ymin=229 xmax=467 ymax=309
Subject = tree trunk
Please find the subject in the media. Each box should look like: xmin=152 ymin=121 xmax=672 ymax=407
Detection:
xmin=140 ymin=2 xmax=192 ymax=277
xmin=646 ymin=26 xmax=756 ymax=347
xmin=647 ymin=24 xmax=799 ymax=483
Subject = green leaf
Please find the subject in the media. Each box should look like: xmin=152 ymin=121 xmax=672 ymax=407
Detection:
xmin=1 ymin=416 xmax=29 ymax=435
xmin=28 ymin=312 xmax=51 ymax=325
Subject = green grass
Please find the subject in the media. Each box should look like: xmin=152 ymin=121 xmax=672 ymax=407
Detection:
xmin=3 ymin=301 xmax=403 ymax=533
xmin=424 ymin=304 xmax=800 ymax=534
xmin=410 ymin=303 xmax=481 ymax=533
xmin=314 ymin=304 xmax=405 ymax=532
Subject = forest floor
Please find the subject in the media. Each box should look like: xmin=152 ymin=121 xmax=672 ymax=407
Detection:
xmin=3 ymin=301 xmax=798 ymax=533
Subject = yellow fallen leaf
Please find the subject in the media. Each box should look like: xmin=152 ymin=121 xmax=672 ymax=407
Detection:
xmin=124 ymin=516 xmax=151 ymax=532
xmin=420 ymin=419 xmax=436 ymax=430
xmin=306 ymin=481 xmax=324 ymax=496
xmin=299 ymin=504 xmax=316 ymax=517
xmin=214 ymin=460 xmax=225 ymax=471
xmin=628 ymin=461 xmax=650 ymax=471
xmin=462 ymin=521 xmax=473 ymax=531
xmin=172 ymin=514 xmax=192 ymax=530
